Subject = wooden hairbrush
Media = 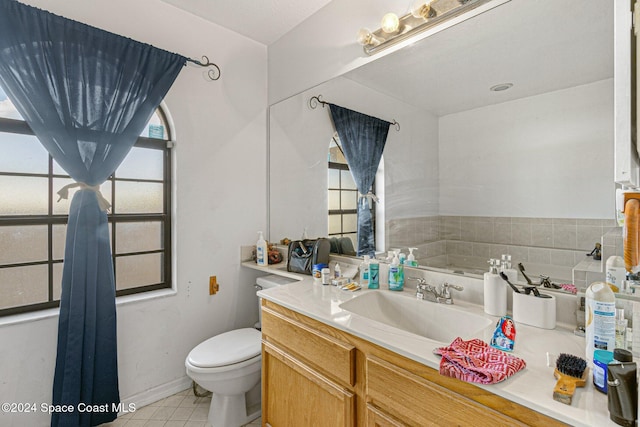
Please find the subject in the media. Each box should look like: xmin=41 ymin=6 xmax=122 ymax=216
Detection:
xmin=553 ymin=353 xmax=588 ymax=405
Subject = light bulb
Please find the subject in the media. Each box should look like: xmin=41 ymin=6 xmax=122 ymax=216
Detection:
xmin=380 ymin=12 xmax=400 ymax=33
xmin=356 ymin=28 xmax=373 ymax=46
xmin=410 ymin=0 xmax=433 ymax=19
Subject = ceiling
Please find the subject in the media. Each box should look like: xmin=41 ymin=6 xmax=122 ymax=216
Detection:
xmin=158 ymin=0 xmax=613 ymax=116
xmin=159 ymin=0 xmax=334 ymax=45
xmin=343 ymin=0 xmax=613 ymax=116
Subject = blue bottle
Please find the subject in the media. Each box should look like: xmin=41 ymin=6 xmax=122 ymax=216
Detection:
xmin=369 ymin=260 xmax=379 ymax=289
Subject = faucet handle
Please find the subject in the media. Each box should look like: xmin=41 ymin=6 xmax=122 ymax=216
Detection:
xmin=410 ymin=277 xmax=428 ymax=285
xmin=412 ymin=278 xmax=429 ymax=299
xmin=443 ymin=282 xmax=463 ymax=292
xmin=441 ymin=282 xmax=463 ymax=301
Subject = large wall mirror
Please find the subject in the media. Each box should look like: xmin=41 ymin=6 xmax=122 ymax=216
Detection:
xmin=269 ymin=0 xmax=617 ymax=287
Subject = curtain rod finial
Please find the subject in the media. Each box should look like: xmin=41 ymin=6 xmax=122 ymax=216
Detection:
xmin=309 ymin=95 xmax=328 ymax=109
xmin=186 ymin=55 xmax=221 ymax=81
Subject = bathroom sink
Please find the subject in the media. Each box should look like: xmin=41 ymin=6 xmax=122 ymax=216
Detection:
xmin=339 ymin=291 xmax=493 ymax=343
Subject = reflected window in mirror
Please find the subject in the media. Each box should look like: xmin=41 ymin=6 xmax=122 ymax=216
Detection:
xmin=328 ymin=134 xmax=378 ymax=252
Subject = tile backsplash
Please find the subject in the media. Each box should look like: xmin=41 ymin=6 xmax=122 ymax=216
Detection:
xmin=386 ymin=215 xmax=621 ymax=285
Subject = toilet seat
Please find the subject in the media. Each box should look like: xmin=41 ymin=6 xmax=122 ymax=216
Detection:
xmin=187 ymin=328 xmax=261 ymax=368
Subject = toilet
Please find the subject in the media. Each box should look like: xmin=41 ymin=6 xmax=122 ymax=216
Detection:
xmin=185 ymin=274 xmax=297 ymax=427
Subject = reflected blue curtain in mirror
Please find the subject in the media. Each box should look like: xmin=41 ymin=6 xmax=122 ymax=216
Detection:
xmin=0 ymin=1 xmax=185 ymax=425
xmin=328 ymin=104 xmax=390 ymax=257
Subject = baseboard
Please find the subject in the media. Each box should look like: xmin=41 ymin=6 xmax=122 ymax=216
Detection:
xmin=120 ymin=376 xmax=192 ymax=415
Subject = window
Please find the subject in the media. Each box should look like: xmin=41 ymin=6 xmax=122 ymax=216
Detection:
xmin=327 ymin=134 xmax=375 ymax=248
xmin=0 ymin=85 xmax=172 ymax=317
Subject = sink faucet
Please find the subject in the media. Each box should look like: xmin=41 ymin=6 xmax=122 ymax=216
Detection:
xmin=414 ymin=278 xmax=464 ymax=304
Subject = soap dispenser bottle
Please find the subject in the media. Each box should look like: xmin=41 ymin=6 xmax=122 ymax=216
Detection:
xmin=386 ymin=250 xmax=395 ymax=262
xmin=398 ymin=249 xmax=407 ymax=265
xmin=389 ymin=250 xmax=404 ymax=291
xmin=484 ymin=258 xmax=506 ymax=316
xmin=500 ymin=254 xmax=518 ymax=283
xmin=406 ymin=248 xmax=419 ymax=267
xmin=256 ymin=231 xmax=268 ymax=266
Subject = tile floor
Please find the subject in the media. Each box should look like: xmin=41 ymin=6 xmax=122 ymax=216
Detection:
xmin=101 ymin=388 xmax=261 ymax=427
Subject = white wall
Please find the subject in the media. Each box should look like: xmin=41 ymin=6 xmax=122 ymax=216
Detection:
xmin=268 ymin=0 xmax=408 ymax=104
xmin=439 ymin=79 xmax=614 ymax=218
xmin=269 ymin=77 xmax=438 ymax=243
xmin=0 ymin=1 xmax=267 ymax=426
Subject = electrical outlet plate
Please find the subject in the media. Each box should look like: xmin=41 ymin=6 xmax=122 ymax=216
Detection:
xmin=209 ymin=276 xmax=219 ymax=295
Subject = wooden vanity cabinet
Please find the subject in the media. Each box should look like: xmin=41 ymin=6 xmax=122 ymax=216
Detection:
xmin=260 ymin=300 xmax=567 ymax=427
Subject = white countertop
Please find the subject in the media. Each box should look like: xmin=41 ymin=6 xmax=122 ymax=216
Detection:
xmin=243 ymin=261 xmax=617 ymax=427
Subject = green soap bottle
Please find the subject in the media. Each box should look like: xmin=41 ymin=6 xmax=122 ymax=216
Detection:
xmin=389 ymin=250 xmax=404 ymax=291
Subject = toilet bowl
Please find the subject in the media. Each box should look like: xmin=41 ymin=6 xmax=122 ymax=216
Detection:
xmin=185 ymin=274 xmax=297 ymax=427
xmin=185 ymin=328 xmax=262 ymax=427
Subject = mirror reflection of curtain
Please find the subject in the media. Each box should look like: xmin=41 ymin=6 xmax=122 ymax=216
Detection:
xmin=0 ymin=1 xmax=185 ymax=425
xmin=328 ymin=104 xmax=390 ymax=256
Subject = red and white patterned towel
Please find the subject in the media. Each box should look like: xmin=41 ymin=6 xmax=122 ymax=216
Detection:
xmin=434 ymin=337 xmax=526 ymax=384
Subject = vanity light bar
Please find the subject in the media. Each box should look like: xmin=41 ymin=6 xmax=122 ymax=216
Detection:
xmin=358 ymin=0 xmax=510 ymax=56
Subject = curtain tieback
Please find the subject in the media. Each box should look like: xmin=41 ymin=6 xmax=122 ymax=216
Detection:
xmin=359 ymin=191 xmax=380 ymax=203
xmin=57 ymin=182 xmax=111 ymax=212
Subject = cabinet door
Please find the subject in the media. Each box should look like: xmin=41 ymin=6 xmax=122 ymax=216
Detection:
xmin=261 ymin=305 xmax=355 ymax=387
xmin=366 ymin=404 xmax=404 ymax=427
xmin=366 ymin=355 xmax=525 ymax=427
xmin=262 ymin=341 xmax=355 ymax=427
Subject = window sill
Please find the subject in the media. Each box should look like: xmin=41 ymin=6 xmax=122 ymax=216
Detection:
xmin=0 ymin=288 xmax=177 ymax=328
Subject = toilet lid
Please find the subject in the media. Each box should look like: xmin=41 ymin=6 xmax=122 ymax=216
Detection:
xmin=187 ymin=328 xmax=261 ymax=368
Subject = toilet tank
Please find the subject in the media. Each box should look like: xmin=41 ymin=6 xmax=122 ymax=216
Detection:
xmin=255 ymin=274 xmax=297 ymax=329
xmin=256 ymin=274 xmax=297 ymax=290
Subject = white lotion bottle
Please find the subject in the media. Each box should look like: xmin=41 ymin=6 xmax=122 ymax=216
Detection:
xmin=256 ymin=231 xmax=268 ymax=266
xmin=606 ymin=255 xmax=626 ymax=293
xmin=359 ymin=255 xmax=370 ymax=286
xmin=585 ymin=281 xmax=616 ymax=367
xmin=484 ymin=258 xmax=507 ymax=316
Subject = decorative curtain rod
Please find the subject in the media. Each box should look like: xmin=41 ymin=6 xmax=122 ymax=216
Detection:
xmin=5 ymin=0 xmax=221 ymax=82
xmin=309 ymin=95 xmax=400 ymax=131
xmin=185 ymin=55 xmax=221 ymax=81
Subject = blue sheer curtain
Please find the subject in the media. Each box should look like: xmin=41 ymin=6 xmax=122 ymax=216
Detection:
xmin=0 ymin=1 xmax=186 ymax=425
xmin=328 ymin=104 xmax=391 ymax=257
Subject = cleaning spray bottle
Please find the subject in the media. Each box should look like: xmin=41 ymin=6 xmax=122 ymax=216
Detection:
xmin=406 ymin=248 xmax=419 ymax=267
xmin=388 ymin=250 xmax=404 ymax=291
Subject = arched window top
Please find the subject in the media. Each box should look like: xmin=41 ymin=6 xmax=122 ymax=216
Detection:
xmin=0 ymin=86 xmax=21 ymax=120
xmin=329 ymin=132 xmax=347 ymax=165
xmin=142 ymin=108 xmax=170 ymax=140
xmin=0 ymin=85 xmax=169 ymax=140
